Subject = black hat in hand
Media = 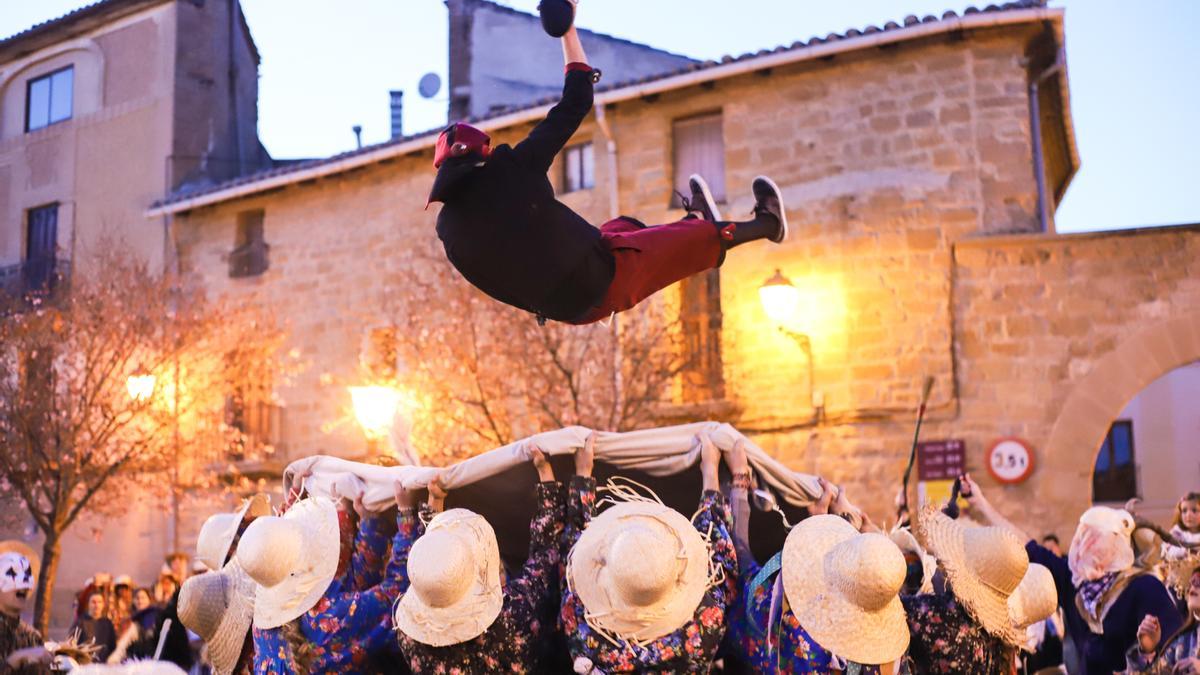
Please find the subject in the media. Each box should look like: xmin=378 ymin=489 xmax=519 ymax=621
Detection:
xmin=538 ymin=0 xmax=575 ymax=38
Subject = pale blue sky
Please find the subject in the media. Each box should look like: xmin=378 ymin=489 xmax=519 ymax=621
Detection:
xmin=2 ymin=0 xmax=1197 ymax=233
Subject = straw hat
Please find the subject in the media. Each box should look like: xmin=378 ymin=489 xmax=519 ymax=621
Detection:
xmin=916 ymin=508 xmax=1029 ymax=644
xmin=782 ymin=515 xmax=910 ymax=665
xmin=393 ymin=509 xmax=504 ymax=647
xmin=196 ymin=495 xmax=271 ymax=571
xmin=178 ymin=559 xmax=255 ymax=675
xmin=566 ymin=501 xmax=710 ymax=644
xmin=0 ymin=540 xmax=40 ymax=581
xmin=1008 ymin=563 xmax=1057 ymax=635
xmin=235 ymin=497 xmax=339 ymax=629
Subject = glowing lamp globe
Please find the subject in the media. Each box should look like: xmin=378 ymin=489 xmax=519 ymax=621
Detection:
xmin=758 ymin=269 xmax=801 ymax=326
xmin=349 ymin=386 xmax=404 ymax=439
xmin=126 ymin=374 xmax=156 ymax=402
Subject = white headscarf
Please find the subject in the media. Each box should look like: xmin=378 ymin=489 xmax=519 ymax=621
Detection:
xmin=1068 ymin=506 xmax=1135 ymax=586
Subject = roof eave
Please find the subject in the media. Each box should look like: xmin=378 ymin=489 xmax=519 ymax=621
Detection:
xmin=147 ymin=5 xmax=1066 ymax=218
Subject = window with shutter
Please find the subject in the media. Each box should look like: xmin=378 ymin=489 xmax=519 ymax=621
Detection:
xmin=672 ymin=113 xmax=726 ymax=207
xmin=561 ymin=142 xmax=595 ymax=193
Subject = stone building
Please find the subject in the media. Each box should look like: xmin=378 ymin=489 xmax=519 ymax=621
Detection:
xmin=152 ymin=0 xmax=1200 ymax=547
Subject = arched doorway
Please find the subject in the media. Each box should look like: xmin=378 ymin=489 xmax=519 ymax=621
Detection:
xmin=1041 ymin=315 xmax=1200 ymax=521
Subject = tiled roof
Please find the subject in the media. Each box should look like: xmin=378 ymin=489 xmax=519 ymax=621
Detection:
xmin=469 ymin=0 xmax=698 ymax=64
xmin=1 ymin=0 xmax=155 ymax=51
xmin=153 ymin=0 xmax=1054 ymax=211
xmin=0 ymin=0 xmax=260 ymax=63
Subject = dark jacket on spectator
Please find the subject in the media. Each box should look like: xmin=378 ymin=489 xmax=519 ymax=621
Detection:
xmin=153 ymin=589 xmax=193 ymax=670
xmin=1027 ymin=541 xmax=1182 ymax=675
xmin=70 ymin=616 xmax=116 ymax=663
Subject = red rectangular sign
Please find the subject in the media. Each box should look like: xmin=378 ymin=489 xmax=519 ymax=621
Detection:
xmin=917 ymin=439 xmax=966 ymax=481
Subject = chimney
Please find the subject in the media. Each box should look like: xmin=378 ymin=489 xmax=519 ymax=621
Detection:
xmin=352 ymin=125 xmax=363 ymax=149
xmin=389 ymin=90 xmax=404 ymax=140
xmin=446 ymin=0 xmax=473 ymax=120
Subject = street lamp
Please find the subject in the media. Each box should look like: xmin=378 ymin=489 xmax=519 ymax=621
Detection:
xmin=758 ymin=269 xmax=819 ymax=414
xmin=126 ymin=373 xmax=156 ymax=403
xmin=349 ymin=385 xmax=404 ymax=457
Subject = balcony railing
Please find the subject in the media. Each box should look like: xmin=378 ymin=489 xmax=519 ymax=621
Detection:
xmin=0 ymin=259 xmax=71 ymax=304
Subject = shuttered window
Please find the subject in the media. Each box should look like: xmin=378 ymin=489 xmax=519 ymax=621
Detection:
xmin=562 ymin=143 xmax=595 ymax=193
xmin=672 ymin=113 xmax=726 ymax=207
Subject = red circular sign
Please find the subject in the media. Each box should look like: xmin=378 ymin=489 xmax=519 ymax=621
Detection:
xmin=986 ymin=437 xmax=1035 ymax=484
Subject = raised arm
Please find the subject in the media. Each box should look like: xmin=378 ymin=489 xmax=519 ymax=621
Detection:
xmin=511 ymin=23 xmax=596 ymax=174
xmin=726 ymin=439 xmax=757 ymax=572
xmin=509 ymin=445 xmax=566 ymax=617
xmin=332 ymin=480 xmax=393 ymax=592
xmin=564 ymin=433 xmax=597 ymax=553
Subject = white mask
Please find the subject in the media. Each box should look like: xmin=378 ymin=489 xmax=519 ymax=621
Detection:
xmin=0 ymin=553 xmax=34 ymax=593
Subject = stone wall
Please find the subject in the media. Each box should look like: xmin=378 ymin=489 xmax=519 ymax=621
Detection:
xmin=172 ymin=23 xmax=1200 ymax=542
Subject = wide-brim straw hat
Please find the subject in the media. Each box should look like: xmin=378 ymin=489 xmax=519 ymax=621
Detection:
xmin=0 ymin=540 xmax=40 ymax=580
xmin=783 ymin=515 xmax=910 ymax=665
xmin=177 ymin=559 xmax=255 ymax=675
xmin=567 ymin=501 xmax=710 ymax=645
xmin=916 ymin=508 xmax=1029 ymax=645
xmin=196 ymin=495 xmax=271 ymax=571
xmin=1008 ymin=563 xmax=1057 ymax=636
xmin=393 ymin=509 xmax=503 ymax=647
xmin=236 ymin=497 xmax=339 ymax=629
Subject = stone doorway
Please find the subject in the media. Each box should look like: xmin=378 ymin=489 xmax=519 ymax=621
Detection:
xmin=1041 ymin=315 xmax=1200 ymax=524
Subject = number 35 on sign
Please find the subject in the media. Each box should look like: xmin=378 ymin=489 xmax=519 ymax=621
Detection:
xmin=986 ymin=437 xmax=1035 ymax=484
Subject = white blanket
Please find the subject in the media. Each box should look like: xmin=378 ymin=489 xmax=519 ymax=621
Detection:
xmin=284 ymin=422 xmax=857 ymax=521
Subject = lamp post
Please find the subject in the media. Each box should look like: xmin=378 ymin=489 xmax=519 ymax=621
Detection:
xmin=349 ymin=385 xmax=404 ymax=458
xmin=758 ymin=269 xmax=819 ymax=414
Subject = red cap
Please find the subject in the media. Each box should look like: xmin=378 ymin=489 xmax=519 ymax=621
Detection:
xmin=433 ymin=123 xmax=492 ymax=169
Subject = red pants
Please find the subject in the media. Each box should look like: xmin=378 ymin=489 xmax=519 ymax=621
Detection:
xmin=569 ymin=217 xmax=729 ymax=325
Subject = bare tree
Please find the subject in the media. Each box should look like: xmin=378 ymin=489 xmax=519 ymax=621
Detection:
xmin=0 ymin=246 xmax=284 ymax=634
xmin=380 ymin=249 xmax=694 ymax=464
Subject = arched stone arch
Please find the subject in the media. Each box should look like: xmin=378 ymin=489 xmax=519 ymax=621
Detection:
xmin=1037 ymin=314 xmax=1200 ymax=515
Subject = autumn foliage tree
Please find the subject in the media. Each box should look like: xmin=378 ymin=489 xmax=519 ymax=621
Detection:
xmin=0 ymin=247 xmax=283 ymax=634
xmin=379 ymin=249 xmax=695 ymax=464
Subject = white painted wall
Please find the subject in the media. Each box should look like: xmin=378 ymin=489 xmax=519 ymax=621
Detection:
xmin=1114 ymin=360 xmax=1200 ymax=523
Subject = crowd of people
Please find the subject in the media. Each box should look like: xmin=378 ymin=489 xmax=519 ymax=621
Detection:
xmin=65 ymin=553 xmax=199 ymax=666
xmin=1 ymin=435 xmax=1198 ymax=674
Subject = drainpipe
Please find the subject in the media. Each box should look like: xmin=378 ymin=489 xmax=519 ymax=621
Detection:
xmin=1029 ymin=49 xmax=1064 ymax=233
xmin=594 ymin=104 xmax=623 ymax=427
xmin=593 ymin=104 xmax=620 ymax=221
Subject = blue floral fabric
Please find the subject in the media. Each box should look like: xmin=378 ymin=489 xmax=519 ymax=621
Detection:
xmin=252 ymin=509 xmax=419 ymax=674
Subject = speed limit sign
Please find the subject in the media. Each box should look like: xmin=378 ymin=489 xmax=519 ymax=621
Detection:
xmin=986 ymin=438 xmax=1035 ymax=484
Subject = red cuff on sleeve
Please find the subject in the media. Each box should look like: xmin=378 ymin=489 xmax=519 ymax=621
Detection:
xmin=565 ymin=62 xmax=592 ymax=74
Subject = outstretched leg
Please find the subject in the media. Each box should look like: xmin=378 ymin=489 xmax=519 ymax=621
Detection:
xmin=567 ymin=176 xmax=787 ymax=325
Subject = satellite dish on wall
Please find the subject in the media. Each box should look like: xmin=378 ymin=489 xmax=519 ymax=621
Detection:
xmin=418 ymin=73 xmax=442 ymax=99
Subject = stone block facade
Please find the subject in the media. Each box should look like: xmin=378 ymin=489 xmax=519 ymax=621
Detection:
xmin=168 ymin=18 xmax=1199 ymax=543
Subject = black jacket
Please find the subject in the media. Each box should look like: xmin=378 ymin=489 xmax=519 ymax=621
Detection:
xmin=433 ymin=68 xmax=614 ymax=322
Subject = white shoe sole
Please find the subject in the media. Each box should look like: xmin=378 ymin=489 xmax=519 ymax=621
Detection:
xmin=688 ymin=173 xmax=723 ymax=222
xmin=753 ymin=175 xmax=788 ymax=243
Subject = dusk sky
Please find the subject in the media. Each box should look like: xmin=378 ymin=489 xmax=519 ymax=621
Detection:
xmin=3 ymin=0 xmax=1196 ymax=233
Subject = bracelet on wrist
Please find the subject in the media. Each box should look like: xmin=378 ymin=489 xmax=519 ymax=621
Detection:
xmin=731 ymin=471 xmax=753 ymax=489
